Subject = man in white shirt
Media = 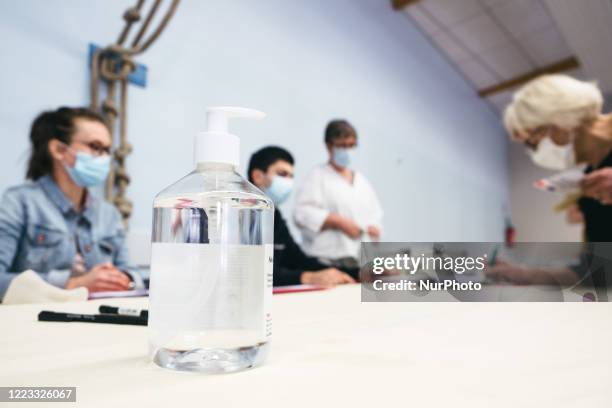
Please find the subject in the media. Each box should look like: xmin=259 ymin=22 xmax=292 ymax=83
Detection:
xmin=293 ymin=119 xmax=383 ymax=274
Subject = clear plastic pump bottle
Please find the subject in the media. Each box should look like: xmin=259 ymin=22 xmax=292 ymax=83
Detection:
xmin=149 ymin=107 xmax=274 ymax=373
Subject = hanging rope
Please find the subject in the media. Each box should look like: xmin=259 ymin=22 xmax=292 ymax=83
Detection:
xmin=90 ymin=0 xmax=180 ymax=228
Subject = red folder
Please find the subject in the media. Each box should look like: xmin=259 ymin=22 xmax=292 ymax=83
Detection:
xmin=273 ymin=284 xmax=326 ymax=294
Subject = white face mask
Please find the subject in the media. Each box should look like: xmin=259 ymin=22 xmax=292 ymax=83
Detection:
xmin=527 ymin=134 xmax=576 ymax=170
xmin=265 ymin=175 xmax=294 ymax=205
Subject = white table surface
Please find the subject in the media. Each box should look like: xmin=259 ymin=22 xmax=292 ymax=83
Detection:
xmin=1 ymin=284 xmax=611 ymax=408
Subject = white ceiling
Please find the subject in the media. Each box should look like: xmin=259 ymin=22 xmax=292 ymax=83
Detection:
xmin=544 ymin=0 xmax=612 ymax=93
xmin=402 ymin=0 xmax=580 ymax=112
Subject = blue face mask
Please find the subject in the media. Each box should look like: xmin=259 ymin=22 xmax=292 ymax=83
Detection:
xmin=65 ymin=152 xmax=111 ymax=188
xmin=333 ymin=147 xmax=351 ymax=168
xmin=265 ymin=175 xmax=293 ymax=205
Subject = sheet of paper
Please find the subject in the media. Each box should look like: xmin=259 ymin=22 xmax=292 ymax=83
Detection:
xmin=533 ymin=165 xmax=586 ymax=192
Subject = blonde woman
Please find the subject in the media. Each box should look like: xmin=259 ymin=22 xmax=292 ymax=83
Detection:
xmin=488 ymin=75 xmax=612 ymax=285
xmin=505 ymin=74 xmax=612 ymax=241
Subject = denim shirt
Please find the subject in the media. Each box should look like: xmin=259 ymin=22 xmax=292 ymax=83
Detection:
xmin=0 ymin=175 xmax=140 ymax=299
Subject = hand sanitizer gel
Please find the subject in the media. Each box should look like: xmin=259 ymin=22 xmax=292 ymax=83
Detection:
xmin=149 ymin=107 xmax=274 ymax=373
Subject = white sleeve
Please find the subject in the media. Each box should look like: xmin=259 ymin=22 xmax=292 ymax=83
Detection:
xmin=371 ymin=189 xmax=384 ymax=230
xmin=293 ymin=169 xmax=330 ymax=234
xmin=365 ymin=176 xmax=384 ymax=231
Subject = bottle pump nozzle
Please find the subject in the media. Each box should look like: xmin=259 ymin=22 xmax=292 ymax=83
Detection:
xmin=195 ymin=106 xmax=266 ymax=166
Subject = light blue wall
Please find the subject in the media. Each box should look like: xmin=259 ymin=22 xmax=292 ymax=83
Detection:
xmin=0 ymin=0 xmax=508 ymax=245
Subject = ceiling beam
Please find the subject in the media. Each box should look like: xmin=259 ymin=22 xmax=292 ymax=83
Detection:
xmin=392 ymin=0 xmax=420 ymax=11
xmin=477 ymin=56 xmax=580 ymax=98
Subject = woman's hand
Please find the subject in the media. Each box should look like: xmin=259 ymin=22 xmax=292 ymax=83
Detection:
xmin=301 ymin=268 xmax=356 ymax=288
xmin=340 ymin=218 xmax=362 ymax=239
xmin=323 ymin=213 xmax=362 ymax=239
xmin=367 ymin=225 xmax=381 ymax=240
xmin=566 ymin=203 xmax=584 ymax=224
xmin=581 ymin=168 xmax=612 ymax=205
xmin=65 ymin=262 xmax=132 ymax=292
xmin=485 ymin=259 xmax=579 ymax=286
xmin=485 ymin=260 xmax=533 ymax=285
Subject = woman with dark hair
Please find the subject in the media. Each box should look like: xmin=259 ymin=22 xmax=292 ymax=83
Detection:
xmin=0 ymin=107 xmax=141 ymax=300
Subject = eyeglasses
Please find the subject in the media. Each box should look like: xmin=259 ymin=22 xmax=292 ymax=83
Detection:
xmin=524 ymin=126 xmax=549 ymax=150
xmin=331 ymin=142 xmax=357 ymax=149
xmin=71 ymin=139 xmax=112 ymax=156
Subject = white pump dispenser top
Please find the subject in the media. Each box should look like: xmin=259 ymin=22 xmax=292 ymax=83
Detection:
xmin=194 ymin=106 xmax=266 ymax=167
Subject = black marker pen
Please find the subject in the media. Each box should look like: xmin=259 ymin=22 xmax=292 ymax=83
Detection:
xmin=38 ymin=311 xmax=147 ymax=326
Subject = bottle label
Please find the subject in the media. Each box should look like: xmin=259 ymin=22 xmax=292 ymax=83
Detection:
xmin=149 ymin=243 xmax=273 ymax=349
xmin=264 ymin=244 xmax=273 ymax=338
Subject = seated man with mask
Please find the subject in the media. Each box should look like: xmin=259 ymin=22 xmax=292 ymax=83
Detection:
xmin=248 ymin=146 xmax=355 ymax=287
